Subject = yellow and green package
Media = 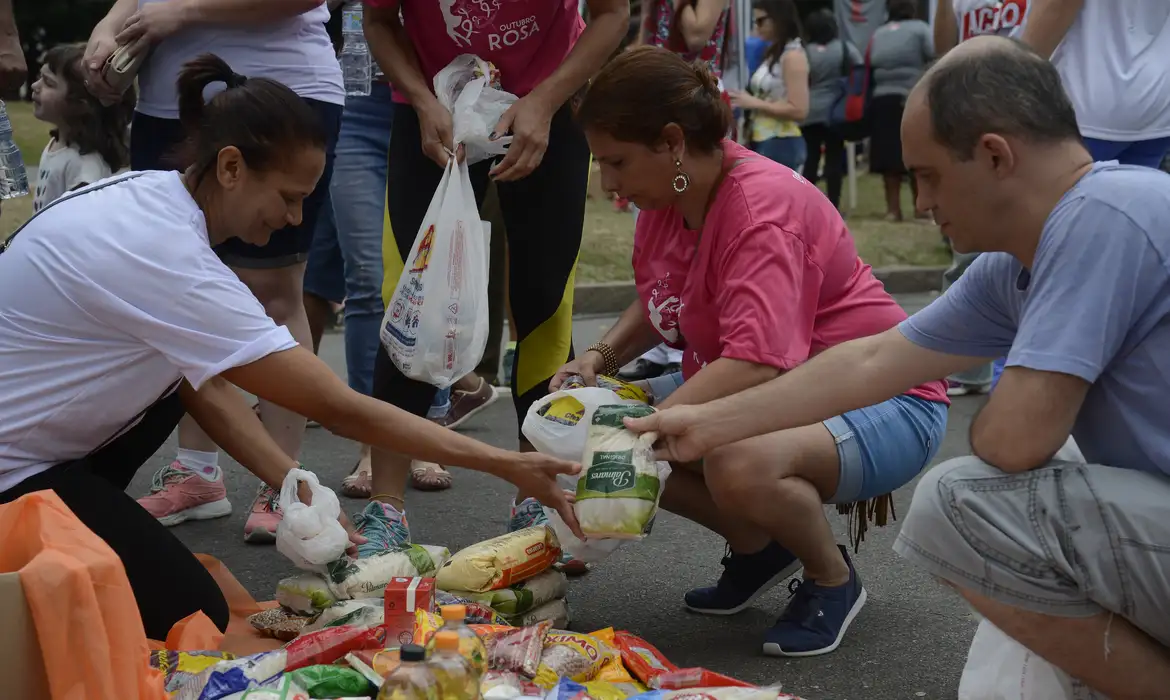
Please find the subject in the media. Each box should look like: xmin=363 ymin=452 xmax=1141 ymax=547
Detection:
xmin=150 ymin=650 xmax=235 ymax=695
xmin=326 ymin=544 xmax=450 ymax=599
xmin=532 ymin=631 xmax=616 ymax=689
xmin=448 ymin=569 xmax=568 ymax=616
xmin=561 ymin=375 xmax=650 ymax=403
xmin=585 ymin=681 xmax=649 ymax=700
xmin=276 ymin=573 xmax=338 ymax=615
xmin=288 ymin=664 xmax=371 ymax=698
xmin=413 ymin=609 xmax=444 ymax=645
xmin=435 ymin=527 xmax=560 ymax=592
xmin=588 ymin=629 xmax=641 ymax=685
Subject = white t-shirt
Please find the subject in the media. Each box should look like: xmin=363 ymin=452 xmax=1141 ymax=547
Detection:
xmin=0 ymin=171 xmax=297 ymax=491
xmin=33 ymin=139 xmax=118 ymax=212
xmin=136 ymin=1 xmax=344 ymax=118
xmin=1044 ymin=0 xmax=1170 ymax=141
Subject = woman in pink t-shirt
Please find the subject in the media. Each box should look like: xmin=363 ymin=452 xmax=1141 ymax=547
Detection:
xmin=559 ymin=47 xmax=949 ymax=658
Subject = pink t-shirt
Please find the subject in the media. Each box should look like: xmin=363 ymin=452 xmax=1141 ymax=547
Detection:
xmin=632 ymin=141 xmax=949 ymax=405
xmin=366 ymin=0 xmax=584 ymax=103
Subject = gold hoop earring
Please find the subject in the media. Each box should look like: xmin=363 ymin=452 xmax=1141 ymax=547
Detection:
xmin=672 ymin=158 xmax=691 ymax=193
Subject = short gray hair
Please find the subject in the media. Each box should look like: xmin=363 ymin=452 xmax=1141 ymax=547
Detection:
xmin=922 ymin=39 xmax=1081 ymax=160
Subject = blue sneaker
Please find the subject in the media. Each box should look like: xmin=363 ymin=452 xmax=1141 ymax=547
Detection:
xmin=509 ymin=497 xmax=590 ymax=576
xmin=762 ymin=545 xmax=867 ymax=657
xmin=685 ymin=542 xmax=803 ymax=615
xmin=352 ymin=500 xmax=411 ymax=559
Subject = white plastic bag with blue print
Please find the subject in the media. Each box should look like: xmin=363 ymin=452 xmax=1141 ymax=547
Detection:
xmin=434 ymin=54 xmax=516 ymax=166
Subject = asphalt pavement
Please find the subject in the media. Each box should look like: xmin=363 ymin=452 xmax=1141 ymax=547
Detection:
xmin=127 ymin=292 xmax=986 ymax=700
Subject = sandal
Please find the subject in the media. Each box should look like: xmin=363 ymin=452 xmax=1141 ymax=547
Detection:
xmin=341 ymin=449 xmax=373 ymax=498
xmin=410 ymin=461 xmax=453 ymax=491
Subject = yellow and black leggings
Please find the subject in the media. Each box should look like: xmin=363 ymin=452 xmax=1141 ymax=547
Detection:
xmin=374 ymin=102 xmax=590 ymax=437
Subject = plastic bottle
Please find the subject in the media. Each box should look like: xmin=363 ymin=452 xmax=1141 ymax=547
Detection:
xmin=0 ymin=101 xmax=29 ymax=200
xmin=429 ymin=631 xmax=478 ymax=700
xmin=339 ymin=2 xmax=372 ymax=97
xmin=377 ymin=644 xmax=439 ymax=700
xmin=425 ymin=605 xmax=488 ymax=678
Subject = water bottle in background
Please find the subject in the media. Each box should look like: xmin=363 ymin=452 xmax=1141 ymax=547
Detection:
xmin=0 ymin=101 xmax=29 ymax=200
xmin=340 ymin=2 xmax=372 ymax=97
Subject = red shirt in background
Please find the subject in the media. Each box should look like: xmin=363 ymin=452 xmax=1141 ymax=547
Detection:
xmin=364 ymin=0 xmax=584 ymax=103
xmin=632 ymin=140 xmax=949 ymax=405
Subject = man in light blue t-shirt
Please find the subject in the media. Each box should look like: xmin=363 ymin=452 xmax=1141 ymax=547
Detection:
xmin=622 ymin=36 xmax=1170 ymax=694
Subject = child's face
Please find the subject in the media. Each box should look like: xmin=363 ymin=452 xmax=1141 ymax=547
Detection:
xmin=31 ymin=64 xmax=69 ymax=127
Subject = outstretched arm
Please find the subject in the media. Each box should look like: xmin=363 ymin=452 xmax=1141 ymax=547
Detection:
xmin=1019 ymin=0 xmax=1083 ymax=59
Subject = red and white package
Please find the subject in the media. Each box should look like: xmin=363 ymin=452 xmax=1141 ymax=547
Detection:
xmin=483 ymin=620 xmax=552 ymax=677
xmin=652 ymin=668 xmax=756 ymax=690
xmin=613 ymin=631 xmax=678 ymax=687
xmin=284 ymin=624 xmax=385 ymax=671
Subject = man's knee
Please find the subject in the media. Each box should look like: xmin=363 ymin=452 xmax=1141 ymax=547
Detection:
xmin=904 ymin=456 xmax=999 ymax=530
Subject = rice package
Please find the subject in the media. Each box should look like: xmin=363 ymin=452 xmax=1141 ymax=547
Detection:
xmin=448 ymin=569 xmax=568 ymax=616
xmin=301 ymin=599 xmax=384 ymax=634
xmin=150 ymin=651 xmax=235 ymax=695
xmin=575 ymin=404 xmax=672 ymax=540
xmin=276 ymin=573 xmax=337 ymax=615
xmin=435 ymin=526 xmax=560 ymax=592
xmin=503 ymin=597 xmax=570 ymax=628
xmin=326 ymin=544 xmax=450 ymax=599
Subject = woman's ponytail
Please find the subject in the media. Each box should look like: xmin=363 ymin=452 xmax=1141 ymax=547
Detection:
xmin=177 ymin=53 xmax=238 ymax=131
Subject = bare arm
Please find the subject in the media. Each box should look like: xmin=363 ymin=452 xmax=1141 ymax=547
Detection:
xmin=0 ymin=0 xmax=24 ymax=92
xmin=600 ymin=300 xmax=671 ymax=368
xmin=969 ymin=367 xmax=1087 ymax=472
xmin=933 ymin=0 xmax=959 ymax=56
xmin=528 ymin=0 xmax=629 ymax=110
xmin=751 ymin=51 xmax=809 ymax=121
xmin=1019 ymin=0 xmax=1083 ymax=59
xmin=675 ymin=0 xmax=729 ymax=53
xmin=657 ymin=357 xmax=779 ymax=409
xmin=364 ymin=2 xmax=434 ymax=108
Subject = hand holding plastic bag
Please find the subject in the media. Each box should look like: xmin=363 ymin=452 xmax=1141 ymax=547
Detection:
xmin=434 ymin=54 xmax=516 ymax=166
xmin=275 ymin=469 xmax=350 ymax=573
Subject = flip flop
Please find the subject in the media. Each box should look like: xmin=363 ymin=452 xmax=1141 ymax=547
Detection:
xmin=410 ymin=461 xmax=453 ymax=491
xmin=341 ymin=455 xmax=373 ymax=498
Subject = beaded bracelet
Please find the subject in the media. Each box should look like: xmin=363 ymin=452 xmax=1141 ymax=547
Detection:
xmin=586 ymin=342 xmax=620 ymax=376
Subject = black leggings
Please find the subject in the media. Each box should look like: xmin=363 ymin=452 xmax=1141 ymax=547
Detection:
xmin=802 ymin=122 xmax=846 ymax=208
xmin=374 ymin=103 xmax=590 ymax=435
xmin=0 ymin=390 xmax=230 ymax=640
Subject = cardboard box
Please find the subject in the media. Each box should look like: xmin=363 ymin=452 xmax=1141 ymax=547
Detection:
xmin=383 ymin=577 xmax=435 ymax=649
xmin=0 ymin=572 xmax=51 ymax=697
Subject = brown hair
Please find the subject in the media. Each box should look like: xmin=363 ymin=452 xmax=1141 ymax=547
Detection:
xmin=43 ymin=43 xmax=134 ymax=171
xmin=575 ymin=46 xmax=731 ymax=154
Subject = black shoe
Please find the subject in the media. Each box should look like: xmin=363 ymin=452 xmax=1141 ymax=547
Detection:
xmin=617 ymin=359 xmax=668 ymax=381
xmin=684 ymin=542 xmax=803 ymax=615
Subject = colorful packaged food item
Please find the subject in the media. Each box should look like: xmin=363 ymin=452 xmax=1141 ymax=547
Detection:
xmin=288 ymin=664 xmax=372 ymax=698
xmin=180 ymin=650 xmax=286 ymax=700
xmin=248 ymin=608 xmax=310 ymax=641
xmin=561 ymin=375 xmax=650 ymax=403
xmin=150 ymin=650 xmax=235 ymax=694
xmin=276 ymin=573 xmax=338 ymax=615
xmin=613 ymin=632 xmax=677 ymax=688
xmin=284 ymin=624 xmax=386 ymax=671
xmin=587 ymin=629 xmax=639 ymax=685
xmin=436 ymin=590 xmax=511 ymax=625
xmin=448 ymin=569 xmax=568 ymax=616
xmin=628 ymin=689 xmax=807 ymax=700
xmin=237 ymin=676 xmax=310 ymax=699
xmin=345 ymin=648 xmax=401 ymax=685
xmin=584 ymin=681 xmax=648 ymax=700
xmin=327 ymin=545 xmax=450 ymax=600
xmin=545 ymin=678 xmax=592 ymax=700
xmin=532 ymin=631 xmax=615 ymax=689
xmin=503 ymin=598 xmax=570 ymax=628
xmin=482 ymin=620 xmax=551 ymax=677
xmin=436 ymin=527 xmax=561 ymax=592
xmin=385 ymin=577 xmax=436 ymax=649
xmin=302 ymin=600 xmax=384 ymax=634
xmin=652 ymin=668 xmax=755 ymax=690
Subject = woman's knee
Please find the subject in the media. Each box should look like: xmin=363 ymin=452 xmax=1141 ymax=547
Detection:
xmin=704 ymin=441 xmax=778 ymax=511
xmin=234 ymin=265 xmax=307 ymax=323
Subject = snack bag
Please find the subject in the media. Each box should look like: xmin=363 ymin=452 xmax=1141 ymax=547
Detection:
xmin=276 ymin=573 xmax=337 ymax=616
xmin=283 ymin=625 xmax=386 ymax=671
xmin=326 ymin=544 xmax=450 ymax=599
xmin=247 ymin=609 xmax=310 ymax=642
xmin=575 ymin=404 xmax=672 ymax=540
xmin=481 ymin=670 xmax=542 ymax=700
xmin=503 ymin=598 xmax=570 ymax=628
xmin=237 ymin=677 xmax=310 ymax=700
xmin=613 ymin=632 xmax=677 ymax=688
xmin=436 ymin=590 xmax=510 ymax=625
xmin=482 ymin=620 xmax=552 ymax=677
xmin=585 ymin=681 xmax=649 ymax=700
xmin=652 ymin=669 xmax=755 ymax=690
xmin=587 ymin=630 xmax=640 ymax=686
xmin=435 ymin=527 xmax=560 ymax=592
xmin=287 ymin=665 xmax=371 ymax=698
xmin=546 ymin=678 xmax=592 ymax=700
xmin=180 ymin=650 xmax=287 ymax=700
xmin=301 ymin=600 xmax=384 ymax=634
xmin=532 ymin=631 xmax=616 ymax=689
xmin=449 ymin=569 xmax=569 ymax=616
xmin=412 ymin=609 xmax=444 ymax=645
xmin=150 ymin=650 xmax=235 ymax=694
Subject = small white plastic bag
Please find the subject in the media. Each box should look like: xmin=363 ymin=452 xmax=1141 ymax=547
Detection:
xmin=275 ymin=468 xmax=350 ymax=573
xmin=433 ymin=54 xmax=516 ymax=165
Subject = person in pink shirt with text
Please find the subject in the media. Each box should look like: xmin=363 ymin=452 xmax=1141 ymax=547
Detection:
xmin=557 ymin=47 xmax=949 ymax=657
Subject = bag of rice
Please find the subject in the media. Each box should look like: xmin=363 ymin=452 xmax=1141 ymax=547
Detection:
xmin=575 ymin=404 xmax=672 ymax=540
xmin=276 ymin=573 xmax=337 ymax=615
xmin=301 ymin=599 xmax=384 ymax=634
xmin=435 ymin=526 xmax=560 ymax=592
xmin=503 ymin=597 xmax=570 ymax=628
xmin=447 ymin=569 xmax=568 ymax=616
xmin=326 ymin=544 xmax=450 ymax=599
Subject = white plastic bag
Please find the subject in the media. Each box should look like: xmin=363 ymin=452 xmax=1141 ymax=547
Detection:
xmin=433 ymin=54 xmax=516 ymax=165
xmin=958 ymin=619 xmax=1104 ymax=700
xmin=522 ymin=386 xmax=641 ymax=461
xmin=275 ymin=469 xmax=350 ymax=573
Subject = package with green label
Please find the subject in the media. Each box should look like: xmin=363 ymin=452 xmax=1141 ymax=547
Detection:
xmin=574 ymin=404 xmax=672 ymax=540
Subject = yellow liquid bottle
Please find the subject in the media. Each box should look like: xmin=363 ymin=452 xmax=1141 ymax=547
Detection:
xmin=425 ymin=605 xmax=488 ymax=677
xmin=429 ymin=631 xmax=479 ymax=700
xmin=378 ymin=644 xmax=439 ymax=700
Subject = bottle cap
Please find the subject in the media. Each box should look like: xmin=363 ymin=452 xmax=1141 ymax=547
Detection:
xmin=435 ymin=631 xmax=460 ymax=651
xmin=440 ymin=604 xmax=467 ymax=621
xmin=400 ymin=644 xmax=426 ymax=662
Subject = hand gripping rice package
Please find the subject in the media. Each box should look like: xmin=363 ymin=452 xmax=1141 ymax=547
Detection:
xmin=575 ymin=405 xmax=672 ymax=540
xmin=435 ymin=527 xmax=560 ymax=592
xmin=326 ymin=544 xmax=450 ymax=599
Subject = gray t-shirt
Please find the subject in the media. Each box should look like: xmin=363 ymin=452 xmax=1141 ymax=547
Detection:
xmin=869 ymin=19 xmax=934 ymax=98
xmin=804 ymin=39 xmax=862 ymax=126
xmin=834 ymin=0 xmax=887 ymax=53
xmin=899 ymin=163 xmax=1170 ymax=478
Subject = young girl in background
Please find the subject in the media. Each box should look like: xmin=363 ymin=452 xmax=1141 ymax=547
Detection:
xmin=31 ymin=43 xmax=133 ymax=212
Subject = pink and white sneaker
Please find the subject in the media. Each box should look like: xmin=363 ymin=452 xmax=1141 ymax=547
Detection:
xmin=243 ymin=483 xmax=283 ymax=544
xmin=138 ymin=461 xmax=232 ymax=527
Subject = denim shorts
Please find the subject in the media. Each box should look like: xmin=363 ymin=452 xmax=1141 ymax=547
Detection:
xmin=751 ymin=136 xmax=808 ymax=172
xmin=823 ymin=394 xmax=948 ymax=504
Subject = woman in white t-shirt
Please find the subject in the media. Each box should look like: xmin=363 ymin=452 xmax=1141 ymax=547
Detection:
xmin=82 ymin=0 xmax=345 ymax=543
xmin=0 ymin=56 xmax=579 ymax=641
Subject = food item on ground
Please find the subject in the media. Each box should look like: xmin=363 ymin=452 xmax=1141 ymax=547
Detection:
xmin=436 ymin=527 xmax=561 ymax=592
xmin=629 ymin=689 xmax=807 ymax=700
xmin=327 ymin=545 xmax=450 ymax=600
xmin=561 ymin=375 xmax=650 ymax=403
xmin=237 ymin=677 xmax=311 ymax=699
xmin=587 ymin=629 xmax=639 ymax=685
xmin=424 ymin=604 xmax=489 ymax=676
xmin=436 ymin=589 xmax=510 ymax=625
xmin=345 ymin=648 xmax=401 ymax=686
xmin=585 ymin=681 xmax=649 ymax=700
xmin=176 ymin=650 xmax=287 ymax=700
xmin=284 ymin=624 xmax=386 ymax=671
xmin=532 ymin=630 xmax=615 ymax=689
xmin=302 ymin=599 xmax=384 ymax=634
xmin=150 ymin=650 xmax=235 ymax=694
xmin=385 ymin=577 xmax=437 ymax=649
xmin=652 ymin=668 xmax=756 ymax=690
xmin=429 ymin=631 xmax=480 ymax=700
xmin=448 ymin=569 xmax=568 ymax=616
xmin=248 ymin=608 xmax=310 ymax=641
xmin=482 ymin=620 xmax=551 ymax=677
xmin=612 ymin=632 xmax=678 ymax=688
xmin=576 ymin=404 xmax=671 ymax=540
xmin=276 ymin=573 xmax=339 ymax=615
xmin=287 ymin=664 xmax=372 ymax=698
xmin=545 ymin=678 xmax=592 ymax=700
xmin=377 ymin=644 xmax=439 ymax=700
xmin=503 ymin=598 xmax=570 ymax=628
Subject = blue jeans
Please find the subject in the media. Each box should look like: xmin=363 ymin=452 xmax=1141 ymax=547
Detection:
xmin=752 ymin=136 xmax=807 ymax=171
xmin=824 ymin=395 xmax=949 ymax=503
xmin=304 ymin=82 xmax=393 ymax=396
xmin=1083 ymin=136 xmax=1170 ymax=168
